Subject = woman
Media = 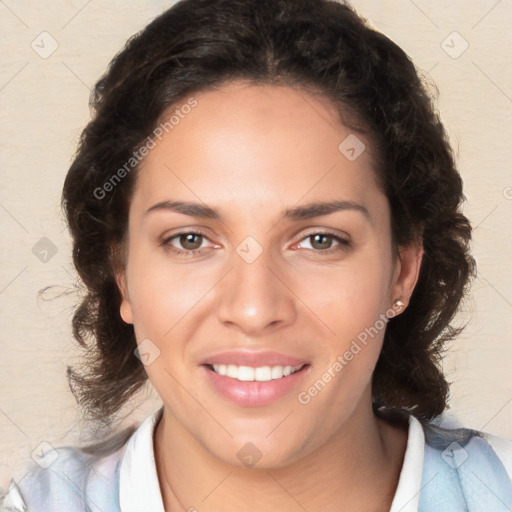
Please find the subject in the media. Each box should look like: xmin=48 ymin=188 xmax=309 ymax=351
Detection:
xmin=2 ymin=0 xmax=511 ymax=510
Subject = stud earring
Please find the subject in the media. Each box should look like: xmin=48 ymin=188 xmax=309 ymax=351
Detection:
xmin=394 ymin=300 xmax=404 ymax=309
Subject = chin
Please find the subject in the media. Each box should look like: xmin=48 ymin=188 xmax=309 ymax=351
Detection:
xmin=201 ymin=428 xmax=313 ymax=470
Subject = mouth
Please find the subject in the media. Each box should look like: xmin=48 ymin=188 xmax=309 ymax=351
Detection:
xmin=200 ymin=351 xmax=311 ymax=407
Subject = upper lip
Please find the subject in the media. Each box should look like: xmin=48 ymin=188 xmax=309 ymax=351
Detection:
xmin=202 ymin=350 xmax=309 ymax=368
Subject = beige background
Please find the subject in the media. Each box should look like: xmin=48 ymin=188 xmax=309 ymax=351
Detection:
xmin=1 ymin=0 xmax=511 ymax=491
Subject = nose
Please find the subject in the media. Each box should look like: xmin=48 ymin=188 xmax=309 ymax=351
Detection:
xmin=215 ymin=246 xmax=297 ymax=337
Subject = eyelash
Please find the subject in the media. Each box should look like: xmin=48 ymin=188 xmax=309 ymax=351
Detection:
xmin=297 ymin=231 xmax=351 ymax=253
xmin=161 ymin=230 xmax=213 ymax=256
xmin=161 ymin=230 xmax=351 ymax=257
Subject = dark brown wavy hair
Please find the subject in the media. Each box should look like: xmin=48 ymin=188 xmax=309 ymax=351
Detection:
xmin=63 ymin=0 xmax=475 ymax=430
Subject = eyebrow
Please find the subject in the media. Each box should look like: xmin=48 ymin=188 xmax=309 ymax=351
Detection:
xmin=145 ymin=199 xmax=371 ymax=222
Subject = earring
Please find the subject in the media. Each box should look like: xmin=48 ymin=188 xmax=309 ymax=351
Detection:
xmin=394 ymin=300 xmax=404 ymax=309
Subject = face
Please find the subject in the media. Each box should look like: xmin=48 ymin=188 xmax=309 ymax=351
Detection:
xmin=118 ymin=82 xmax=422 ymax=468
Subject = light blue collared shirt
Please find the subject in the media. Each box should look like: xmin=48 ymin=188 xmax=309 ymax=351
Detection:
xmin=2 ymin=407 xmax=511 ymax=511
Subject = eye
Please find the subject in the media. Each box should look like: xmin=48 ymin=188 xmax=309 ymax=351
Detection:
xmin=162 ymin=231 xmax=213 ymax=256
xmin=296 ymin=232 xmax=350 ymax=253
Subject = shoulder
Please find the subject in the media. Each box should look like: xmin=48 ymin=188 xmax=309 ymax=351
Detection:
xmin=481 ymin=430 xmax=512 ymax=479
xmin=1 ymin=441 xmax=127 ymax=512
xmin=421 ymin=419 xmax=512 ymax=477
xmin=418 ymin=419 xmax=512 ymax=511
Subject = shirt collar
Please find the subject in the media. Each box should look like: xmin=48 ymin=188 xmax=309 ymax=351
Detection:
xmin=119 ymin=406 xmax=165 ymax=512
xmin=390 ymin=414 xmax=425 ymax=512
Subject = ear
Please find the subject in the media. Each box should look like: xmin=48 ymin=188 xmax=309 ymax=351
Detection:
xmin=389 ymin=240 xmax=424 ymax=311
xmin=111 ymin=241 xmax=133 ymax=325
xmin=115 ymin=270 xmax=134 ymax=325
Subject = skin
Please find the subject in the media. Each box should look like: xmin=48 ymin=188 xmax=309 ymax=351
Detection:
xmin=117 ymin=82 xmax=424 ymax=511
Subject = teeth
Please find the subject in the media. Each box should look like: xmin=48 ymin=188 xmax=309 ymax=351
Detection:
xmin=254 ymin=366 xmax=272 ymax=381
xmin=226 ymin=364 xmax=238 ymax=379
xmin=238 ymin=366 xmax=254 ymax=381
xmin=271 ymin=366 xmax=284 ymax=379
xmin=211 ymin=364 xmax=303 ymax=381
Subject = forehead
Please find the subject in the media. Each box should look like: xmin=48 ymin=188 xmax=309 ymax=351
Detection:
xmin=132 ymin=82 xmax=382 ymax=217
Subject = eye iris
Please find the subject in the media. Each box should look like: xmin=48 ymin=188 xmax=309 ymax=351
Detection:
xmin=311 ymin=234 xmax=332 ymax=250
xmin=180 ymin=233 xmax=202 ymax=250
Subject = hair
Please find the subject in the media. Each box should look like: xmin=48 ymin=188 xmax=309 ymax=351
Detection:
xmin=62 ymin=0 xmax=475 ymax=430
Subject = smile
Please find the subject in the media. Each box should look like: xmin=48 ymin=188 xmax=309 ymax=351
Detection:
xmin=210 ymin=364 xmax=305 ymax=381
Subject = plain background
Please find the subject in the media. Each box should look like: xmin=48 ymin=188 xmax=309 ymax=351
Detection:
xmin=1 ymin=0 xmax=511 ymax=490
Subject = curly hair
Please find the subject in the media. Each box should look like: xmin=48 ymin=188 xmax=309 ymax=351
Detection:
xmin=62 ymin=0 xmax=475 ymax=429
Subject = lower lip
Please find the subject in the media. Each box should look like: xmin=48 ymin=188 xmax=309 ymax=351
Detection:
xmin=202 ymin=365 xmax=310 ymax=407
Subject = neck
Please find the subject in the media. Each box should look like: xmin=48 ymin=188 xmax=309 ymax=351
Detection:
xmin=154 ymin=398 xmax=408 ymax=512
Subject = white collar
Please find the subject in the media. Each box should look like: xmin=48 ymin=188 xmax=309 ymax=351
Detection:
xmin=119 ymin=406 xmax=165 ymax=512
xmin=119 ymin=407 xmax=424 ymax=512
xmin=390 ymin=414 xmax=425 ymax=512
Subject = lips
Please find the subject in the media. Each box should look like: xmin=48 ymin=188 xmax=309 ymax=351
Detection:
xmin=201 ymin=350 xmax=311 ymax=406
xmin=202 ymin=349 xmax=308 ymax=368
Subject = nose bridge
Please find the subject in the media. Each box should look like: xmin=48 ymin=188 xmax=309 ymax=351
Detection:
xmin=216 ymin=238 xmax=296 ymax=334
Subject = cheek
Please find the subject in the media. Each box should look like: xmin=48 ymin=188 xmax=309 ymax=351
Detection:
xmin=299 ymin=253 xmax=392 ymax=348
xmin=294 ymin=260 xmax=390 ymax=427
xmin=313 ymin=249 xmax=394 ymax=391
xmin=125 ymin=246 xmax=213 ymax=338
